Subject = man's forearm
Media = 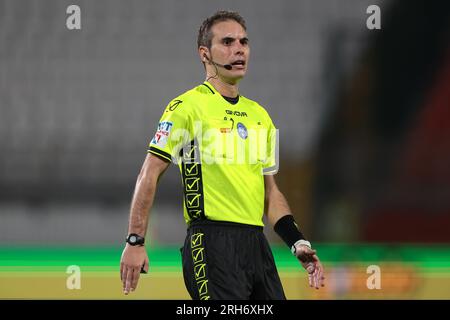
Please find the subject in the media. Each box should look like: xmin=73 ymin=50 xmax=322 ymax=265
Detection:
xmin=128 ymin=172 xmax=158 ymax=236
xmin=265 ymin=185 xmax=292 ymax=227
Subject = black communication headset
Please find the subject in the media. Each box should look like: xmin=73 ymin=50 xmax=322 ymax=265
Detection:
xmin=203 ymin=53 xmax=233 ymax=70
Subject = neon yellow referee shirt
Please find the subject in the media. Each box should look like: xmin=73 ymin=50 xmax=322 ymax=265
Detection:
xmin=148 ymin=81 xmax=277 ymax=226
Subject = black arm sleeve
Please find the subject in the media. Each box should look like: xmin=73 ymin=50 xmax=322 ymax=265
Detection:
xmin=273 ymin=215 xmax=306 ymax=248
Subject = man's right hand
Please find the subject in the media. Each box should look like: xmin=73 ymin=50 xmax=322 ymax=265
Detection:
xmin=120 ymin=244 xmax=149 ymax=295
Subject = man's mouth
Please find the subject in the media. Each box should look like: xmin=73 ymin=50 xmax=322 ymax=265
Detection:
xmin=231 ymin=60 xmax=246 ymax=67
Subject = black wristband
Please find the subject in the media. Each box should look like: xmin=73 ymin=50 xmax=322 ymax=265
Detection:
xmin=273 ymin=215 xmax=306 ymax=249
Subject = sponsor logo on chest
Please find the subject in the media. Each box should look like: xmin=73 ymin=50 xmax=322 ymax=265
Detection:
xmin=225 ymin=109 xmax=247 ymax=117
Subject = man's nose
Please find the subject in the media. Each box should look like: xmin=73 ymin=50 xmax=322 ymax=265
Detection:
xmin=234 ymin=43 xmax=245 ymax=56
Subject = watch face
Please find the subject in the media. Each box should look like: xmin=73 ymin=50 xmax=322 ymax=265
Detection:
xmin=129 ymin=235 xmax=137 ymax=243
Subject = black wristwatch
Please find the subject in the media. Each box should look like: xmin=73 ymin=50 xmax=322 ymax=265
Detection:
xmin=126 ymin=233 xmax=145 ymax=246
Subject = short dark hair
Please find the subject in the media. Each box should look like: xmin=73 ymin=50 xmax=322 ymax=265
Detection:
xmin=197 ymin=10 xmax=247 ymax=49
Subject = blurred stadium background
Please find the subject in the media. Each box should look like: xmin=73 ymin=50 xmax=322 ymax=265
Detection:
xmin=1 ymin=0 xmax=450 ymax=299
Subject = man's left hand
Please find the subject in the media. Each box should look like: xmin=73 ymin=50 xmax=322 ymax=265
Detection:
xmin=295 ymin=245 xmax=325 ymax=289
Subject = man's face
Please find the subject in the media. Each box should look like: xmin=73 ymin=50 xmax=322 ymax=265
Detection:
xmin=208 ymin=20 xmax=250 ymax=82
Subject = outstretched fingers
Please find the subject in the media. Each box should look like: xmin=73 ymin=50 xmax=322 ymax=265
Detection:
xmin=123 ymin=267 xmax=136 ymax=295
xmin=313 ymin=260 xmax=325 ymax=289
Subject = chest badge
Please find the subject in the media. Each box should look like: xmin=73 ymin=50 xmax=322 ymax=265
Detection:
xmin=237 ymin=122 xmax=248 ymax=139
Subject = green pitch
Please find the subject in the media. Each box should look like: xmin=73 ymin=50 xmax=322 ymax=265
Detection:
xmin=1 ymin=244 xmax=449 ymax=299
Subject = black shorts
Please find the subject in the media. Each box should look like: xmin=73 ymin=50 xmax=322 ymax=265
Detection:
xmin=181 ymin=220 xmax=286 ymax=300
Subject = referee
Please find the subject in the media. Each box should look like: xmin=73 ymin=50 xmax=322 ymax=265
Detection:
xmin=120 ymin=10 xmax=324 ymax=299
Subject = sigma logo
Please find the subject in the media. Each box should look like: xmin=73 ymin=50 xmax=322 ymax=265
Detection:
xmin=225 ymin=110 xmax=247 ymax=117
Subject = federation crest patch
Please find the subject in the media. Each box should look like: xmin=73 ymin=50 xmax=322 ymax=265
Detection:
xmin=151 ymin=121 xmax=173 ymax=148
xmin=237 ymin=122 xmax=248 ymax=139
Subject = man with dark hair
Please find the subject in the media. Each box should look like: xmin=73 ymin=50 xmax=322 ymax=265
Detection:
xmin=120 ymin=10 xmax=324 ymax=300
xmin=197 ymin=11 xmax=247 ymax=52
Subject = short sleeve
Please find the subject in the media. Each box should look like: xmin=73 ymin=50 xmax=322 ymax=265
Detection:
xmin=262 ymin=116 xmax=278 ymax=175
xmin=148 ymin=99 xmax=192 ymax=163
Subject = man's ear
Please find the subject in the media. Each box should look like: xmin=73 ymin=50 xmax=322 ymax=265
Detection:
xmin=198 ymin=46 xmax=209 ymax=63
